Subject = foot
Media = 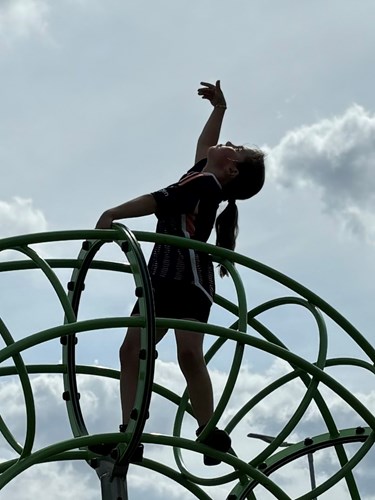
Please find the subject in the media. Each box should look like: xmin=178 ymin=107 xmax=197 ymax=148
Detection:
xmin=196 ymin=427 xmax=231 ymax=466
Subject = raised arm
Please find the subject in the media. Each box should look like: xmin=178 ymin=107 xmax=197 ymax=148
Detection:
xmin=195 ymin=80 xmax=227 ymax=163
xmin=95 ymin=194 xmax=157 ymax=229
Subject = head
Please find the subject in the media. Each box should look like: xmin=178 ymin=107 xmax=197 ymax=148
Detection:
xmin=214 ymin=142 xmax=265 ymax=201
xmin=212 ymin=142 xmax=266 ymax=277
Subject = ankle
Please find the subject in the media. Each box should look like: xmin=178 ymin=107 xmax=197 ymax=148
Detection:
xmin=196 ymin=423 xmax=217 ymax=437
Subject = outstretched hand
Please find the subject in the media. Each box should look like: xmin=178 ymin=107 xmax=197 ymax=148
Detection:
xmin=95 ymin=211 xmax=113 ymax=229
xmin=198 ymin=80 xmax=226 ymax=108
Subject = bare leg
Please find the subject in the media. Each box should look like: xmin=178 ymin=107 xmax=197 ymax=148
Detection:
xmin=174 ymin=328 xmax=213 ymax=427
xmin=119 ymin=325 xmax=167 ymax=425
xmin=175 ymin=327 xmax=232 ymax=466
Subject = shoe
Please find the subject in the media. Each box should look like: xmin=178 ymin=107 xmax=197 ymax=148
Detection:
xmin=196 ymin=426 xmax=231 ymax=466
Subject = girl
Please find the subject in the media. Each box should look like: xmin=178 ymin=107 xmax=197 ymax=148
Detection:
xmin=95 ymin=81 xmax=265 ymax=465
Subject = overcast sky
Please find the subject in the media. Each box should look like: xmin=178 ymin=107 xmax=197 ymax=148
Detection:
xmin=1 ymin=1 xmax=375 ymax=499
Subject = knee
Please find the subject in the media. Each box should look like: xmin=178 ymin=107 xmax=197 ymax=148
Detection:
xmin=178 ymin=346 xmax=205 ymax=374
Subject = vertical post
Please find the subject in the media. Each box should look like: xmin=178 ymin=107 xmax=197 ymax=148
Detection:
xmin=307 ymin=452 xmax=317 ymax=499
xmin=94 ymin=459 xmax=129 ymax=500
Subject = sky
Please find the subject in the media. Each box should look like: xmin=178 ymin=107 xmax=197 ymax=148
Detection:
xmin=0 ymin=0 xmax=375 ymax=499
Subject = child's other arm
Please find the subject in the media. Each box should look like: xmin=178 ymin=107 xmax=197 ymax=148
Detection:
xmin=96 ymin=194 xmax=157 ymax=228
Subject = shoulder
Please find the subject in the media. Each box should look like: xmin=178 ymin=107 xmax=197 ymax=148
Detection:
xmin=184 ymin=158 xmax=207 ymax=176
xmin=179 ymin=159 xmax=219 ymax=190
xmin=179 ymin=170 xmax=221 ymax=192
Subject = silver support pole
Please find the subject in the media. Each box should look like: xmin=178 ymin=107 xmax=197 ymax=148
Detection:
xmin=307 ymin=452 xmax=317 ymax=500
xmin=94 ymin=459 xmax=129 ymax=500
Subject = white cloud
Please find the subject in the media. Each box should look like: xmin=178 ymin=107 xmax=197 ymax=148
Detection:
xmin=267 ymin=105 xmax=375 ymax=243
xmin=0 ymin=0 xmax=50 ymax=43
xmin=3 ymin=461 xmax=98 ymax=500
xmin=0 ymin=197 xmax=47 ymax=239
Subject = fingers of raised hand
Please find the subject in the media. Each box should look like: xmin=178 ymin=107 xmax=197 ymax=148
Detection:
xmin=197 ymin=80 xmax=224 ymax=104
xmin=198 ymin=80 xmax=222 ymax=93
xmin=200 ymin=81 xmax=215 ymax=89
xmin=198 ymin=87 xmax=215 ymax=100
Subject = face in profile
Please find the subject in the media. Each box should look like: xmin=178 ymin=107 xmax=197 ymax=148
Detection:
xmin=208 ymin=142 xmax=255 ymax=164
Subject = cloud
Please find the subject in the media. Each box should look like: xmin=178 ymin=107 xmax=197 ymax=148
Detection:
xmin=0 ymin=197 xmax=47 ymax=239
xmin=0 ymin=0 xmax=49 ymax=43
xmin=267 ymin=104 xmax=375 ymax=243
xmin=3 ymin=461 xmax=98 ymax=500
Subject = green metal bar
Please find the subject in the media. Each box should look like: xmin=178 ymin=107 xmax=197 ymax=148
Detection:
xmin=0 ymin=318 xmax=34 ymax=457
xmin=1 ymin=228 xmax=374 ymax=361
xmin=141 ymin=436 xmax=280 ymax=493
xmin=16 ymin=245 xmax=76 ymax=324
xmin=0 ymin=229 xmax=118 ymax=250
xmin=252 ymin=303 xmax=359 ymax=494
xmin=0 ymin=451 xmax=89 ymax=473
xmin=0 ymin=317 xmax=143 ymax=364
xmin=137 ymin=458 xmax=212 ymax=500
xmin=111 ymin=224 xmax=156 ymax=464
xmin=1 ymin=228 xmax=373 ymax=500
xmin=2 ymin=318 xmax=374 ymax=429
xmin=0 ymin=433 xmax=292 ymax=499
xmin=131 ymin=233 xmax=370 ymax=495
xmin=0 ymin=364 xmax=197 ymax=420
xmin=134 ymin=231 xmax=375 ymax=362
xmin=62 ymin=239 xmax=106 ymax=438
xmin=205 ymin=259 xmax=248 ymax=428
xmin=325 ymin=357 xmax=375 ymax=372
xmin=0 ymin=259 xmax=131 ymax=274
xmin=0 ymin=320 xmax=366 ymax=496
xmin=296 ymin=430 xmax=374 ymax=500
xmin=3 ymin=228 xmax=372 ymax=362
xmin=226 ymin=369 xmax=303 ymax=433
xmin=214 ymin=293 xmax=359 ymax=494
xmin=229 ymin=427 xmax=373 ymax=499
xmin=153 ymin=319 xmax=375 ymax=428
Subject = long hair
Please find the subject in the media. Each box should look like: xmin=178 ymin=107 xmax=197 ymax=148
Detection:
xmin=215 ymin=149 xmax=265 ymax=277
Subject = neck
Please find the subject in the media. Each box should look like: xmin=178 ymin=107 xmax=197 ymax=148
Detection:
xmin=203 ymin=161 xmax=232 ymax=186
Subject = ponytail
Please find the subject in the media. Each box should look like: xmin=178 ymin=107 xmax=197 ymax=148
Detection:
xmin=215 ymin=199 xmax=238 ymax=277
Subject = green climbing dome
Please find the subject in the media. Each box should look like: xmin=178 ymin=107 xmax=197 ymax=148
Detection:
xmin=0 ymin=225 xmax=374 ymax=499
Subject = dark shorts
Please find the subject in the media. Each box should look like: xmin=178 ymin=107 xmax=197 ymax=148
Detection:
xmin=131 ymin=278 xmax=212 ymax=323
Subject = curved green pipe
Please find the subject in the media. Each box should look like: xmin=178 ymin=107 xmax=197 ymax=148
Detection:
xmin=137 ymin=458 xmax=212 ymax=500
xmin=62 ymin=239 xmax=105 ymax=438
xmin=2 ymin=229 xmax=373 ymax=362
xmin=172 ymin=280 xmax=331 ymax=486
xmin=0 ymin=432 xmax=292 ymax=499
xmin=230 ymin=428 xmax=373 ymax=499
xmin=111 ymin=224 xmax=156 ymax=463
xmin=0 ymin=318 xmax=33 ymax=457
xmin=0 ymin=258 xmax=131 ymax=274
xmin=214 ymin=294 xmax=359 ymax=494
xmin=1 ymin=318 xmax=374 ymax=429
xmin=12 ymin=246 xmax=76 ymax=323
xmin=134 ymin=231 xmax=375 ymax=362
xmin=0 ymin=228 xmax=373 ymax=499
